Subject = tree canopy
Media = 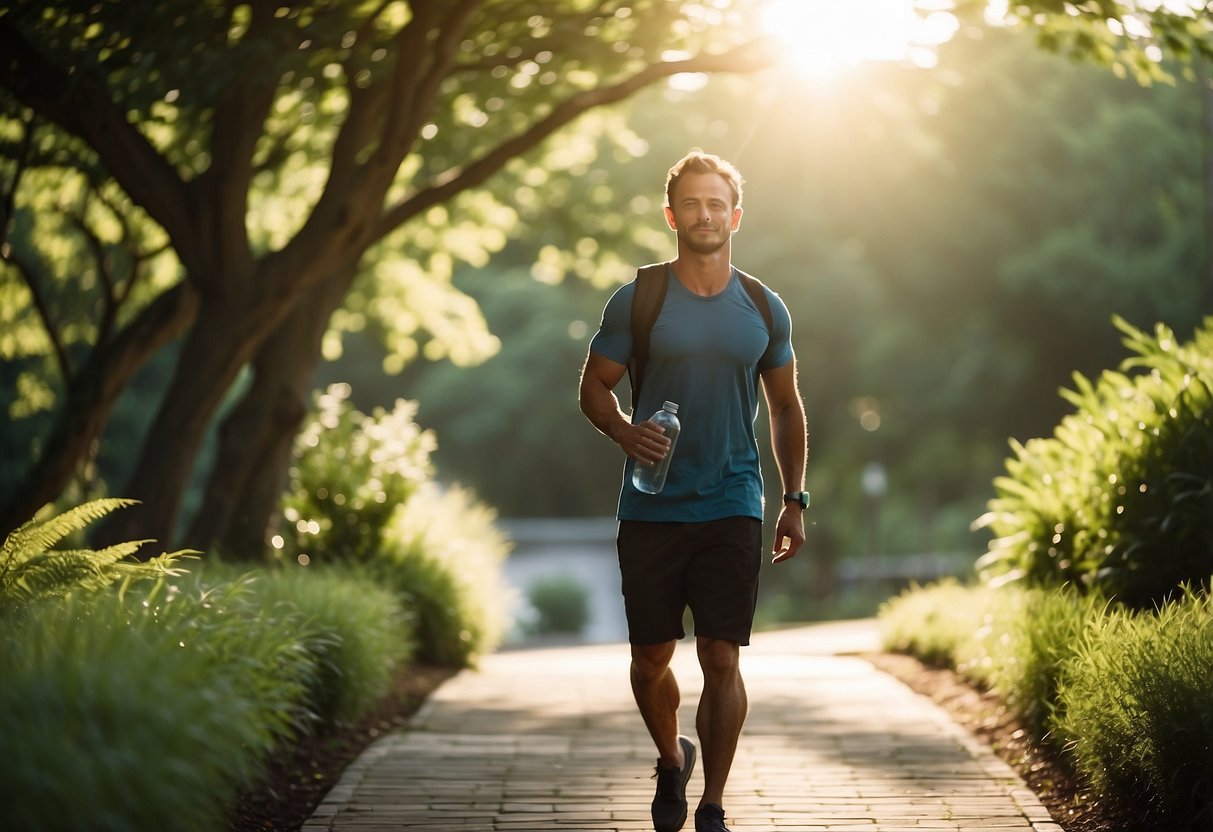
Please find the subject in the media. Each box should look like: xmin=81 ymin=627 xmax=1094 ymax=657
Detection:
xmin=2 ymin=0 xmax=1211 ymax=561
xmin=0 ymin=0 xmax=772 ymax=549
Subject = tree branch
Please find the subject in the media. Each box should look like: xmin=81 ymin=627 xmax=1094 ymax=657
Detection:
xmin=373 ymin=42 xmax=773 ymax=238
xmin=380 ymin=0 xmax=481 ymax=161
xmin=1 ymin=252 xmax=74 ymax=383
xmin=195 ymin=1 xmax=281 ymax=293
xmin=65 ymin=208 xmax=120 ymax=348
xmin=372 ymin=1 xmax=443 ymax=171
xmin=0 ymin=280 xmax=199 ymax=539
xmin=0 ymin=111 xmax=36 ymax=251
xmin=265 ymin=1 xmax=479 ymax=288
xmin=455 ymin=0 xmax=618 ymax=73
xmin=0 ymin=19 xmax=204 ymax=275
xmin=92 ymin=187 xmax=145 ymax=308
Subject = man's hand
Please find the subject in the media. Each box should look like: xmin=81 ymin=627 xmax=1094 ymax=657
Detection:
xmin=771 ymin=504 xmax=805 ymax=564
xmin=617 ymin=419 xmax=672 ymax=467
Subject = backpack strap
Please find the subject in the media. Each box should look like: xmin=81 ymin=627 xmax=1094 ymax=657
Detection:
xmin=736 ymin=268 xmax=774 ymax=331
xmin=627 ymin=261 xmax=670 ymax=411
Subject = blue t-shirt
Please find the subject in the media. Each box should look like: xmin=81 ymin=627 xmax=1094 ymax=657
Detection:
xmin=589 ymin=267 xmax=794 ymax=522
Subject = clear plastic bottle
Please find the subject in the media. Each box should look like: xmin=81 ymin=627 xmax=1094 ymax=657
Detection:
xmin=632 ymin=401 xmax=681 ymax=494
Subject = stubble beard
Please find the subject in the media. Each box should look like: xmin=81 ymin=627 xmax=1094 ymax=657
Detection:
xmin=679 ymin=224 xmax=730 ymax=256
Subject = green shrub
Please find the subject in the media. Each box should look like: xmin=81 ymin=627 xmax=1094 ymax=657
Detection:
xmin=0 ymin=579 xmax=315 ymax=831
xmin=279 ymin=386 xmax=507 ymax=668
xmin=878 ymin=578 xmax=989 ymax=665
xmin=191 ymin=564 xmax=415 ymax=724
xmin=374 ymin=483 xmax=510 ymax=666
xmin=282 ymin=383 xmax=436 ymax=563
xmin=0 ymin=498 xmax=191 ymax=610
xmin=959 ymin=585 xmax=1103 ymax=734
xmin=881 ymin=581 xmax=1104 ymax=735
xmin=1053 ymin=592 xmax=1213 ymax=828
xmin=525 ymin=574 xmax=590 ymax=635
xmin=975 ymin=316 xmax=1213 ymax=607
xmin=0 ymin=564 xmax=415 ymax=831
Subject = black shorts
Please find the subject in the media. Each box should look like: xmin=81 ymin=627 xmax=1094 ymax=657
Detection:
xmin=617 ymin=516 xmax=762 ymax=647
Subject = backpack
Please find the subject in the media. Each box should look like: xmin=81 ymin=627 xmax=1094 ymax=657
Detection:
xmin=627 ymin=261 xmax=773 ymax=409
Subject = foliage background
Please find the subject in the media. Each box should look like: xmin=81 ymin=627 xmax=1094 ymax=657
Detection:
xmin=2 ymin=6 xmax=1207 ymax=609
xmin=338 ymin=22 xmax=1204 ymax=583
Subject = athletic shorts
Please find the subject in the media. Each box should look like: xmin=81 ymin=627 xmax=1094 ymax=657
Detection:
xmin=616 ymin=516 xmax=763 ymax=647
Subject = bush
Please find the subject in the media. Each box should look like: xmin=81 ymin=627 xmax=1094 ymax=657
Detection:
xmin=881 ymin=581 xmax=1103 ymax=735
xmin=0 ymin=566 xmax=412 ymax=831
xmin=882 ymin=317 xmax=1213 ymax=827
xmin=959 ymin=585 xmax=1102 ymax=734
xmin=883 ymin=581 xmax=1213 ymax=826
xmin=525 ymin=574 xmax=590 ymax=636
xmin=1053 ymin=592 xmax=1213 ymax=829
xmin=878 ymin=578 xmax=988 ymax=666
xmin=377 ymin=483 xmax=511 ymax=666
xmin=279 ymin=386 xmax=508 ymax=668
xmin=281 ymin=383 xmax=436 ymax=563
xmin=192 ymin=564 xmax=415 ymax=724
xmin=0 ymin=580 xmax=311 ymax=831
xmin=975 ymin=316 xmax=1213 ymax=607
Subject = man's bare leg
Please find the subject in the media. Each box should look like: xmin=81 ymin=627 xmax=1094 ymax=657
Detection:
xmin=631 ymin=640 xmax=685 ymax=769
xmin=695 ymin=636 xmax=747 ymax=808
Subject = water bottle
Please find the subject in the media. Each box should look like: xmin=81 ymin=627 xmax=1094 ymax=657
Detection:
xmin=632 ymin=401 xmax=681 ymax=494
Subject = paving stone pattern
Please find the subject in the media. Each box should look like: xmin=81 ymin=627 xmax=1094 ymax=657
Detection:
xmin=304 ymin=621 xmax=1063 ymax=832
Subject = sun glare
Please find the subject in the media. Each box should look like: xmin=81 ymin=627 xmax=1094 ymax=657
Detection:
xmin=760 ymin=0 xmax=960 ymax=77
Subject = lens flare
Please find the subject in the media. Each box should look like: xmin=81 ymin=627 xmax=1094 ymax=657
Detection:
xmin=760 ymin=0 xmax=959 ymax=77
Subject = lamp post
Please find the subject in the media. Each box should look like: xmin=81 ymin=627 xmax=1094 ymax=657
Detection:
xmin=861 ymin=461 xmax=887 ymax=587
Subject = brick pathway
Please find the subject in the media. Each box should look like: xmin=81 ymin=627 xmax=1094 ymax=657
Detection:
xmin=303 ymin=620 xmax=1062 ymax=831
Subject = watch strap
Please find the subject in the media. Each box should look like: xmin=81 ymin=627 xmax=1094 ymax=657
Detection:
xmin=783 ymin=491 xmax=809 ymax=509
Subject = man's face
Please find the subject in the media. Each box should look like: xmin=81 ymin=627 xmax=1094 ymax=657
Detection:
xmin=664 ymin=171 xmax=743 ymax=255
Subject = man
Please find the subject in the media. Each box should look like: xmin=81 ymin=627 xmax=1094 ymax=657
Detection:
xmin=578 ymin=149 xmax=808 ymax=832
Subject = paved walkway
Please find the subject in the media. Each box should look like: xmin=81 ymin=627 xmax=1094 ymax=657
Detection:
xmin=303 ymin=620 xmax=1062 ymax=831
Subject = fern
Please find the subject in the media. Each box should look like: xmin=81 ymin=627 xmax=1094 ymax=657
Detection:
xmin=0 ymin=499 xmax=194 ymax=607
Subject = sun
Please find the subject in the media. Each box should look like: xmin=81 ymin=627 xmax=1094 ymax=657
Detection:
xmin=759 ymin=0 xmax=959 ymax=77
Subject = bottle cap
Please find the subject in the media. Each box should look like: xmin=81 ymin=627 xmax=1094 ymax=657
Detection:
xmin=663 ymin=401 xmax=678 ymax=413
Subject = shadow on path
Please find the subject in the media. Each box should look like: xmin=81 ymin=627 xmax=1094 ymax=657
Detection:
xmin=304 ymin=620 xmax=1063 ymax=832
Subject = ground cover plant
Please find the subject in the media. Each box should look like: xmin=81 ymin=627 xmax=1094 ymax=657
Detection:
xmin=0 ymin=394 xmax=509 ymax=831
xmin=880 ymin=317 xmax=1213 ymax=830
xmin=1055 ymin=593 xmax=1213 ymax=829
xmin=0 ymin=562 xmax=415 ymax=831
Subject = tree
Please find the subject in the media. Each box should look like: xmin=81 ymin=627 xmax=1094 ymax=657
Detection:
xmin=0 ymin=0 xmax=772 ymax=549
xmin=967 ymin=0 xmax=1212 ymax=78
xmin=0 ymin=115 xmax=198 ymax=522
xmin=972 ymin=0 xmax=1213 ymax=306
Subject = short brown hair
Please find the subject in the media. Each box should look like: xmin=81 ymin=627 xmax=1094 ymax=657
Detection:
xmin=664 ymin=149 xmax=744 ymax=209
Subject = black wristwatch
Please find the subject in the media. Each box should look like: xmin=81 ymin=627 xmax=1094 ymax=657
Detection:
xmin=783 ymin=490 xmax=810 ymax=510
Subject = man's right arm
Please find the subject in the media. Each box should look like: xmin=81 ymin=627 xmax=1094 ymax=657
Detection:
xmin=579 ymin=351 xmax=629 ymax=441
xmin=579 ymin=352 xmax=670 ymax=467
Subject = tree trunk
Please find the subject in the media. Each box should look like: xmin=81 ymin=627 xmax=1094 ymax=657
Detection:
xmin=90 ymin=299 xmax=273 ymax=548
xmin=89 ymin=183 xmax=382 ymax=550
xmin=0 ymin=283 xmax=198 ymax=539
xmin=183 ymin=359 xmax=305 ymax=559
xmin=188 ymin=271 xmax=353 ymax=557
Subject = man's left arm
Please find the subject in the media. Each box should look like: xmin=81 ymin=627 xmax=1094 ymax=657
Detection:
xmin=760 ymin=357 xmax=807 ymax=564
